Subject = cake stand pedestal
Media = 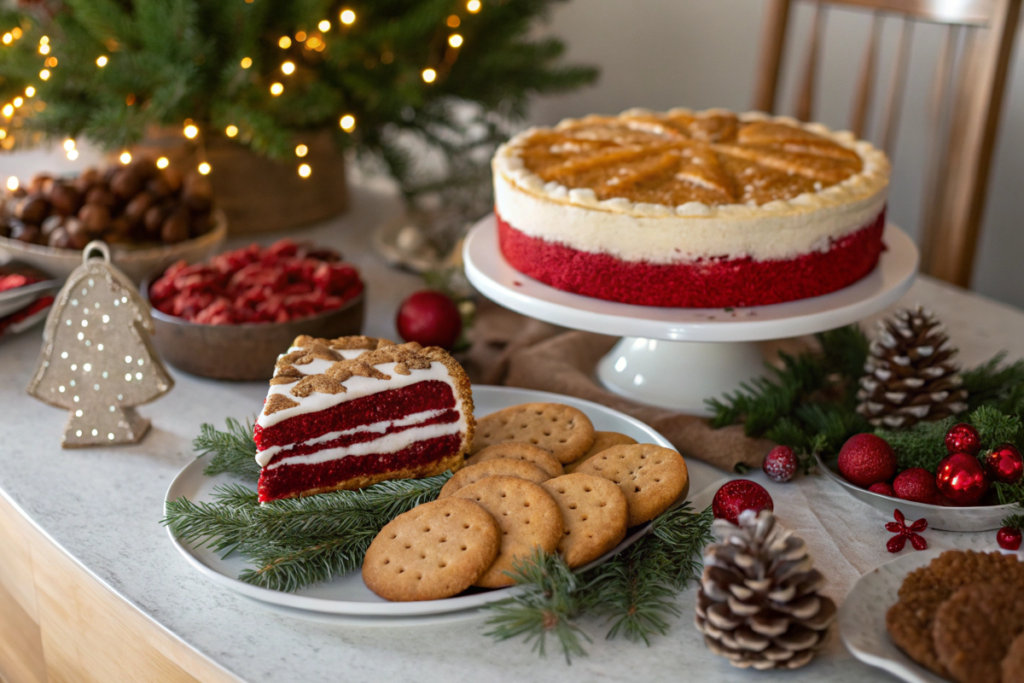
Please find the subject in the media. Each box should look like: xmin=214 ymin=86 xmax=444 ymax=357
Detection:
xmin=463 ymin=215 xmax=919 ymax=415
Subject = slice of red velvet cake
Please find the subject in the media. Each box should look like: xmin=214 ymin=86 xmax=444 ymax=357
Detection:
xmin=254 ymin=335 xmax=474 ymax=503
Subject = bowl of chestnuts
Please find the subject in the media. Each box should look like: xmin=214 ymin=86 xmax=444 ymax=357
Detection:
xmin=0 ymin=158 xmax=226 ymax=283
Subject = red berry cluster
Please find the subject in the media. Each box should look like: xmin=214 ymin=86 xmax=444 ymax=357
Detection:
xmin=150 ymin=239 xmax=363 ymax=325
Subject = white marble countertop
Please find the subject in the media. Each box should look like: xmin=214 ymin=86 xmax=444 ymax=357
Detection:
xmin=2 ymin=177 xmax=1024 ymax=683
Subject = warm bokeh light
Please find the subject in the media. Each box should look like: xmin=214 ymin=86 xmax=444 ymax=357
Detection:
xmin=156 ymin=157 xmax=169 ymax=169
xmin=318 ymin=20 xmax=331 ymax=31
xmin=119 ymin=152 xmax=132 ymax=164
xmin=39 ymin=36 xmax=48 ymax=45
xmin=0 ymin=130 xmax=6 ymax=139
xmin=6 ymin=177 xmax=18 ymax=191
xmin=467 ymin=0 xmax=482 ymax=12
xmin=125 ymin=93 xmax=136 ymax=105
xmin=339 ymin=114 xmax=355 ymax=131
xmin=298 ymin=163 xmax=311 ymax=178
xmin=2 ymin=34 xmax=12 ymax=45
xmin=45 ymin=56 xmax=57 ymax=67
xmin=306 ymin=36 xmax=322 ymax=49
xmin=184 ymin=124 xmax=199 ymax=139
xmin=198 ymin=162 xmax=211 ymax=175
xmin=281 ymin=61 xmax=295 ymax=75
xmin=422 ymin=68 xmax=437 ymax=83
xmin=270 ymin=82 xmax=284 ymax=96
xmin=24 ymin=86 xmax=35 ymax=97
xmin=278 ymin=36 xmax=291 ymax=49
xmin=67 ymin=149 xmax=79 ymax=160
xmin=11 ymin=28 xmax=21 ymax=39
xmin=225 ymin=125 xmax=238 ymax=137
xmin=63 ymin=138 xmax=75 ymax=151
xmin=448 ymin=34 xmax=463 ymax=48
xmin=96 ymin=55 xmax=108 ymax=67
xmin=340 ymin=9 xmax=356 ymax=25
xmin=240 ymin=57 xmax=252 ymax=69
xmin=1 ymin=105 xmax=12 ymax=118
xmin=13 ymin=97 xmax=23 ymax=107
xmin=39 ymin=69 xmax=50 ymax=80
xmin=295 ymin=144 xmax=308 ymax=157
xmin=447 ymin=15 xmax=461 ymax=28
xmin=39 ymin=44 xmax=50 ymax=55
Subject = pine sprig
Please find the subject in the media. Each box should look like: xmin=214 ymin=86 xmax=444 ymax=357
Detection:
xmin=194 ymin=417 xmax=261 ymax=482
xmin=1002 ymin=513 xmax=1024 ymax=530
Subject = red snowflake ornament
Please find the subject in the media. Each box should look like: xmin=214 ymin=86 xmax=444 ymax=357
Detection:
xmin=885 ymin=509 xmax=928 ymax=553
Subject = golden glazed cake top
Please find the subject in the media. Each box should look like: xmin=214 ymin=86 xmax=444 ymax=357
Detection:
xmin=513 ymin=109 xmax=874 ymax=208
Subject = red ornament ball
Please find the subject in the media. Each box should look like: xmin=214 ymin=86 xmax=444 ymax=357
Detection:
xmin=712 ymin=480 xmax=774 ymax=525
xmin=868 ymin=482 xmax=895 ymax=497
xmin=997 ymin=526 xmax=1022 ymax=551
xmin=944 ymin=423 xmax=981 ymax=457
xmin=838 ymin=433 xmax=897 ymax=488
xmin=984 ymin=444 xmax=1023 ymax=485
xmin=935 ymin=453 xmax=990 ymax=506
xmin=762 ymin=445 xmax=797 ymax=483
xmin=396 ymin=290 xmax=462 ymax=350
xmin=893 ymin=468 xmax=940 ymax=505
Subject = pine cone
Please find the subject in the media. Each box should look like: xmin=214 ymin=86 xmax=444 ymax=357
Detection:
xmin=856 ymin=307 xmax=968 ymax=429
xmin=695 ymin=510 xmax=836 ymax=671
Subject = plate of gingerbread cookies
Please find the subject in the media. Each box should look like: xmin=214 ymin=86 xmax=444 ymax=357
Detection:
xmin=166 ymin=385 xmax=725 ymax=623
xmin=840 ymin=548 xmax=1024 ymax=683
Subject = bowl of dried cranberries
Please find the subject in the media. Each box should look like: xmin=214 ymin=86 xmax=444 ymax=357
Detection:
xmin=143 ymin=239 xmax=364 ymax=380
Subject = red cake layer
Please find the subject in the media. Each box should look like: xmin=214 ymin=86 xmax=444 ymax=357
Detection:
xmin=496 ymin=209 xmax=886 ymax=308
xmin=265 ymin=409 xmax=460 ymax=466
xmin=258 ymin=434 xmax=463 ymax=503
xmin=255 ymin=380 xmax=456 ymax=451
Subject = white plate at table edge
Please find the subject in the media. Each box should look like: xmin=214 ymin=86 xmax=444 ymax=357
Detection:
xmin=165 ymin=385 xmax=726 ymax=623
xmin=840 ymin=548 xmax=1023 ymax=683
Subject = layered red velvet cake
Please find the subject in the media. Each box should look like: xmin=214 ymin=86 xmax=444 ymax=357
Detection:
xmin=493 ymin=108 xmax=891 ymax=308
xmin=254 ymin=335 xmax=474 ymax=503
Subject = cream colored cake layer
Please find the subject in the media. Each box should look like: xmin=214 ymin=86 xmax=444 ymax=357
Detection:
xmin=493 ymin=109 xmax=890 ymax=264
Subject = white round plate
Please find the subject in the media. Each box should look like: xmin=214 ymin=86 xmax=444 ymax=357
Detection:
xmin=840 ymin=548 xmax=1023 ymax=683
xmin=165 ymin=385 xmax=726 ymax=623
xmin=816 ymin=452 xmax=1015 ymax=532
xmin=463 ymin=214 xmax=918 ymax=342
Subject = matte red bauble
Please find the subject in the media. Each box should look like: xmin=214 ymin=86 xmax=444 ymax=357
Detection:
xmin=944 ymin=423 xmax=981 ymax=457
xmin=837 ymin=433 xmax=897 ymax=487
xmin=395 ymin=290 xmax=462 ymax=350
xmin=984 ymin=444 xmax=1023 ymax=484
xmin=868 ymin=482 xmax=895 ymax=497
xmin=997 ymin=526 xmax=1022 ymax=551
xmin=711 ymin=480 xmax=774 ymax=525
xmin=893 ymin=468 xmax=939 ymax=504
xmin=935 ymin=453 xmax=990 ymax=506
xmin=762 ymin=445 xmax=797 ymax=483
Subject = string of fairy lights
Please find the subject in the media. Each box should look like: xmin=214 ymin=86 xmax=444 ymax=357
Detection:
xmin=0 ymin=0 xmax=484 ymax=188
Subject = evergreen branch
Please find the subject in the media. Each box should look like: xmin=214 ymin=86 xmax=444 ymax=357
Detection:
xmin=962 ymin=353 xmax=1024 ymax=414
xmin=995 ymin=482 xmax=1024 ymax=509
xmin=194 ymin=417 xmax=261 ymax=482
xmin=970 ymin=405 xmax=1022 ymax=449
xmin=1002 ymin=513 xmax=1024 ymax=530
xmin=240 ymin=531 xmax=378 ymax=593
xmin=877 ymin=418 xmax=955 ymax=472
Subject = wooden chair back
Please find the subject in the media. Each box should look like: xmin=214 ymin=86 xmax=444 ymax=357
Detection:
xmin=753 ymin=0 xmax=1021 ymax=287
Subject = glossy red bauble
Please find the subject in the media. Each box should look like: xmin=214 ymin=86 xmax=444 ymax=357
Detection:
xmin=935 ymin=453 xmax=990 ymax=506
xmin=837 ymin=433 xmax=897 ymax=488
xmin=997 ymin=526 xmax=1022 ymax=551
xmin=762 ymin=445 xmax=798 ymax=482
xmin=868 ymin=482 xmax=895 ymax=497
xmin=944 ymin=423 xmax=981 ymax=457
xmin=984 ymin=444 xmax=1023 ymax=485
xmin=396 ymin=290 xmax=463 ymax=350
xmin=893 ymin=468 xmax=940 ymax=504
xmin=711 ymin=480 xmax=774 ymax=525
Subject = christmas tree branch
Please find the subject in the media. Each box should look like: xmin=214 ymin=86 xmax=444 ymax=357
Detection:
xmin=194 ymin=417 xmax=261 ymax=482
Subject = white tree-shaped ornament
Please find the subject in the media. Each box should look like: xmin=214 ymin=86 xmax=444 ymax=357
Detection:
xmin=27 ymin=242 xmax=174 ymax=447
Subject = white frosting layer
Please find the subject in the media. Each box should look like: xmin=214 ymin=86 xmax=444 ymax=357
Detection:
xmin=492 ymin=109 xmax=890 ymax=264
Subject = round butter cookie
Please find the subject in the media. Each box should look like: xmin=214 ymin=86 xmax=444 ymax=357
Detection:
xmin=541 ymin=473 xmax=628 ymax=567
xmin=452 ymin=475 xmax=563 ymax=588
xmin=438 ymin=459 xmax=550 ymax=499
xmin=933 ymin=581 xmax=1024 ymax=683
xmin=575 ymin=444 xmax=689 ymax=527
xmin=472 ymin=403 xmax=595 ymax=464
xmin=362 ymin=497 xmax=500 ymax=602
xmin=467 ymin=442 xmax=565 ymax=478
xmin=565 ymin=431 xmax=638 ymax=473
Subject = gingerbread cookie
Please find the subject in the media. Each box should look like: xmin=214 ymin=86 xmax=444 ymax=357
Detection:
xmin=541 ymin=473 xmax=628 ymax=568
xmin=472 ymin=403 xmax=595 ymax=464
xmin=452 ymin=475 xmax=563 ymax=588
xmin=1003 ymin=631 xmax=1024 ymax=683
xmin=362 ymin=497 xmax=500 ymax=602
xmin=437 ymin=458 xmax=550 ymax=499
xmin=886 ymin=550 xmax=1024 ymax=677
xmin=467 ymin=442 xmax=564 ymax=478
xmin=575 ymin=444 xmax=689 ymax=526
xmin=565 ymin=431 xmax=638 ymax=473
xmin=933 ymin=581 xmax=1024 ymax=683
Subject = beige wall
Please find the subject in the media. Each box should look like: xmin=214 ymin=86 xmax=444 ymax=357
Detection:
xmin=530 ymin=0 xmax=1024 ymax=309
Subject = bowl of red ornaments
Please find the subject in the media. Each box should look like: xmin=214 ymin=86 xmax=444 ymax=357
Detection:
xmin=0 ymin=161 xmax=226 ymax=284
xmin=143 ymin=239 xmax=364 ymax=381
xmin=816 ymin=427 xmax=1021 ymax=531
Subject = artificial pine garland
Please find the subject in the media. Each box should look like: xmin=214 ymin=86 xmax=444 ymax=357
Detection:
xmin=165 ymin=419 xmax=714 ymax=657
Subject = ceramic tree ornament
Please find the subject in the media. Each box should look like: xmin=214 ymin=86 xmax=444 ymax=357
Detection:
xmin=27 ymin=241 xmax=173 ymax=447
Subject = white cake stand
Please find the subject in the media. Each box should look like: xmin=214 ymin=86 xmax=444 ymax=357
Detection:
xmin=463 ymin=214 xmax=919 ymax=415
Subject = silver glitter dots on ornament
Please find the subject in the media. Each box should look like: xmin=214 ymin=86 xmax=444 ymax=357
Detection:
xmin=27 ymin=241 xmax=174 ymax=448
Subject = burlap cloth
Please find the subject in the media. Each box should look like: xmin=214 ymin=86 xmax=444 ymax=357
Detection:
xmin=459 ymin=300 xmax=798 ymax=474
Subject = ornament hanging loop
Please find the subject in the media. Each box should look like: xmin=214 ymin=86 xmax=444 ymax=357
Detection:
xmin=82 ymin=240 xmax=111 ymax=265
